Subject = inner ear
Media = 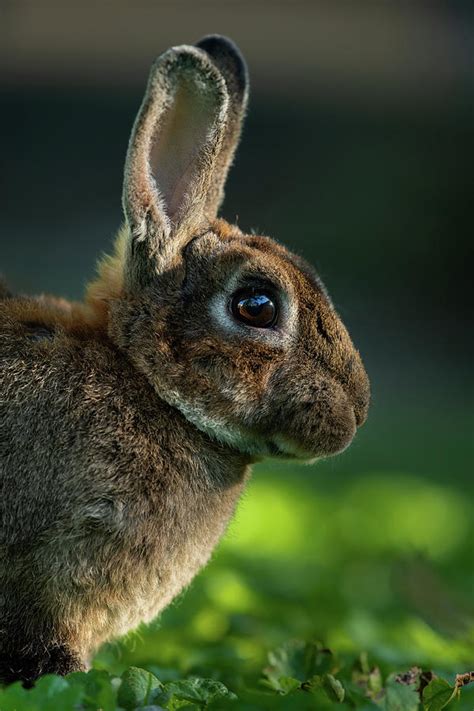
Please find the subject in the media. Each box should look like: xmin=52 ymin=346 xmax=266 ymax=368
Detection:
xmin=122 ymin=46 xmax=230 ymax=289
xmin=150 ymin=77 xmax=218 ymax=224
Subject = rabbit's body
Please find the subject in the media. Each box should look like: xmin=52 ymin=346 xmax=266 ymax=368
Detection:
xmin=1 ymin=36 xmax=369 ymax=684
xmin=0 ymin=292 xmax=248 ymax=679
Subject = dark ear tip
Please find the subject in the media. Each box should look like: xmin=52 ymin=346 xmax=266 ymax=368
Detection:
xmin=196 ymin=34 xmax=248 ymax=95
xmin=196 ymin=34 xmax=242 ymax=56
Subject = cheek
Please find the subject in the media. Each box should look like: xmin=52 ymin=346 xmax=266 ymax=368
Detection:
xmin=190 ymin=344 xmax=277 ymax=415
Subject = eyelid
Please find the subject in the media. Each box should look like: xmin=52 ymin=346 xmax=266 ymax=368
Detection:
xmin=235 ymin=282 xmax=279 ymax=301
xmin=235 ymin=274 xmax=278 ymax=289
xmin=231 ymin=287 xmax=279 ymax=309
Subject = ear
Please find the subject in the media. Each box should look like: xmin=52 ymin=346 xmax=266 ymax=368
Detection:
xmin=195 ymin=35 xmax=249 ymax=217
xmin=123 ymin=45 xmax=229 ymax=289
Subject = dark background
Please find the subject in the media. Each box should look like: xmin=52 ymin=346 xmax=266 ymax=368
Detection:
xmin=1 ymin=0 xmax=473 ymax=679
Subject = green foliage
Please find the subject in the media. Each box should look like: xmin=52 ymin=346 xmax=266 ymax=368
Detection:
xmin=422 ymin=678 xmax=459 ymax=711
xmin=156 ymin=677 xmax=237 ymax=708
xmin=377 ymin=674 xmax=419 ymax=711
xmin=0 ymin=675 xmax=84 ymax=711
xmin=0 ymin=650 xmax=471 ymax=710
xmin=117 ymin=667 xmax=162 ymax=709
xmin=0 ymin=459 xmax=472 ymax=709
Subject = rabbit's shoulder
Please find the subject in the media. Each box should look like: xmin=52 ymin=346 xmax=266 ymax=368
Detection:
xmin=0 ymin=292 xmax=163 ymax=431
xmin=0 ymin=295 xmax=186 ymax=535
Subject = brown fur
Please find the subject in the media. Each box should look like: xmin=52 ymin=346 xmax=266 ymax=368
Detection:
xmin=0 ymin=36 xmax=369 ymax=684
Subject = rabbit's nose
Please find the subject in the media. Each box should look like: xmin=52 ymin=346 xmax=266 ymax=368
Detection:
xmin=354 ymin=396 xmax=369 ymax=427
xmin=352 ymin=368 xmax=370 ymax=427
xmin=344 ymin=354 xmax=370 ymax=427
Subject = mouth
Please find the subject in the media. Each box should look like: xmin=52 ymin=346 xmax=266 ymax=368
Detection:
xmin=269 ymin=435 xmax=323 ymax=460
xmin=270 ymin=402 xmax=359 ymax=460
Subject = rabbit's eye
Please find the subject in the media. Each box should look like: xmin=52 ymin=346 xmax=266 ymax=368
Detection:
xmin=230 ymin=290 xmax=277 ymax=328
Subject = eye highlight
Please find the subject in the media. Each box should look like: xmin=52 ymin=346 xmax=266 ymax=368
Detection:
xmin=230 ymin=289 xmax=278 ymax=328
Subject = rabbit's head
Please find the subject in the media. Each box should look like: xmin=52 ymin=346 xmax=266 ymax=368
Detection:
xmin=92 ymin=36 xmax=370 ymax=460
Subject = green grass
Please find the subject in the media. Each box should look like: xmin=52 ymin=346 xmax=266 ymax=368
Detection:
xmin=1 ymin=420 xmax=473 ymax=709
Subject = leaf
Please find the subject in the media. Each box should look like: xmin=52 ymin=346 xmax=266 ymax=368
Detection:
xmin=118 ymin=667 xmax=163 ymax=710
xmin=377 ymin=674 xmax=419 ymax=711
xmin=34 ymin=675 xmax=70 ymax=696
xmin=68 ymin=669 xmax=118 ymax=711
xmin=157 ymin=677 xmax=237 ymax=708
xmin=351 ymin=655 xmax=383 ymax=701
xmin=0 ymin=682 xmax=38 ymax=711
xmin=367 ymin=668 xmax=383 ymax=696
xmin=305 ymin=673 xmax=345 ymax=703
xmin=261 ymin=675 xmax=301 ymax=695
xmin=0 ymin=675 xmax=84 ymax=711
xmin=359 ymin=653 xmax=371 ymax=676
xmin=323 ymin=673 xmax=345 ymax=703
xmin=345 ymin=680 xmax=380 ymax=708
xmin=422 ymin=677 xmax=458 ymax=710
xmin=263 ymin=640 xmax=335 ymax=691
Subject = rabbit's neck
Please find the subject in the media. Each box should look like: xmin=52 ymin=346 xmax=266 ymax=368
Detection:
xmin=159 ymin=389 xmax=269 ymax=456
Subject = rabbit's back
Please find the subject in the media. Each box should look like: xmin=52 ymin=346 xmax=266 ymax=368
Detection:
xmin=0 ymin=296 xmax=248 ymax=656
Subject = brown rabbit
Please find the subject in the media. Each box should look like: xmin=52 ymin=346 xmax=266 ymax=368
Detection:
xmin=0 ymin=36 xmax=370 ymax=684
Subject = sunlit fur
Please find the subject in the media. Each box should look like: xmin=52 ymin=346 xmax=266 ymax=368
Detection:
xmin=0 ymin=36 xmax=369 ymax=684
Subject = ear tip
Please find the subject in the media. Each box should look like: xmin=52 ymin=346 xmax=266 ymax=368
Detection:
xmin=195 ymin=34 xmax=248 ymax=96
xmin=152 ymin=44 xmax=212 ymax=72
xmin=148 ymin=44 xmax=228 ymax=99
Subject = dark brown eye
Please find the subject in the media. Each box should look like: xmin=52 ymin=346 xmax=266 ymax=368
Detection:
xmin=231 ymin=290 xmax=278 ymax=328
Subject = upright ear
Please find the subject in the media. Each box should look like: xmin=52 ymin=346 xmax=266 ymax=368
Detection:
xmin=123 ymin=45 xmax=229 ymax=289
xmin=196 ymin=35 xmax=249 ymax=217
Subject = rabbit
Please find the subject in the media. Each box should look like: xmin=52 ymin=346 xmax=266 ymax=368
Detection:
xmin=0 ymin=35 xmax=370 ymax=685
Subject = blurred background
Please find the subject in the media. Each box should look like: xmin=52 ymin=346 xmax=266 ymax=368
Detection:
xmin=1 ymin=0 xmax=473 ymax=691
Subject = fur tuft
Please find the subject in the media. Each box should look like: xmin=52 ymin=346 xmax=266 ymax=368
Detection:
xmin=84 ymin=225 xmax=128 ymax=326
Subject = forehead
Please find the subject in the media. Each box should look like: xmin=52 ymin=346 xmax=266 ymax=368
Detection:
xmin=189 ymin=222 xmax=329 ymax=309
xmin=242 ymin=234 xmax=328 ymax=301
